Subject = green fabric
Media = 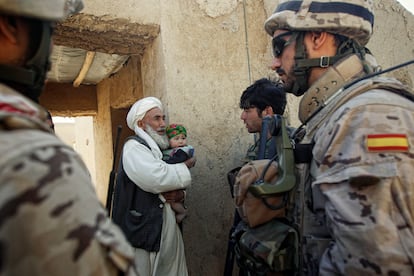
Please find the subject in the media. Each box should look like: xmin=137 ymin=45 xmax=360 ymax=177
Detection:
xmin=243 ymin=137 xmax=275 ymax=162
xmin=235 ymin=219 xmax=299 ymax=274
xmin=166 ymin=124 xmax=187 ymax=139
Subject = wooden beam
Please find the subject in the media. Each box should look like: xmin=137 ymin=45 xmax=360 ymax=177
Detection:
xmin=73 ymin=51 xmax=96 ymax=87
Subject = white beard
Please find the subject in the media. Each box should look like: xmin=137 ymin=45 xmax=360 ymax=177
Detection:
xmin=145 ymin=124 xmax=169 ymax=150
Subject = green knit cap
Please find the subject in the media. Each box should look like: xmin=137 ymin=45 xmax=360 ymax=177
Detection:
xmin=166 ymin=124 xmax=187 ymax=139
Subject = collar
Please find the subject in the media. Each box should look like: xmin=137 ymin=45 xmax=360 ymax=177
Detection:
xmin=298 ymin=54 xmax=366 ymax=123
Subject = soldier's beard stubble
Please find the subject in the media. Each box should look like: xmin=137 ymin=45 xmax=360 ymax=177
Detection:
xmin=276 ymin=67 xmax=295 ymax=94
xmin=145 ymin=124 xmax=170 ymax=150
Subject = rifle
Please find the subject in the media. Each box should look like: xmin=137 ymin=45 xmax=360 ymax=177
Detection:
xmin=254 ymin=116 xmax=299 ymax=274
xmin=223 ymin=116 xmax=272 ymax=276
xmin=105 ymin=125 xmax=122 ymax=215
xmin=257 ymin=115 xmax=272 ymax=160
xmin=249 ymin=115 xmax=296 ymax=198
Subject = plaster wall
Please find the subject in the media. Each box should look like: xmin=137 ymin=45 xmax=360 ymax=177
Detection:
xmin=109 ymin=56 xmax=144 ymax=109
xmin=82 ymin=0 xmax=161 ymax=25
xmin=370 ymin=0 xmax=414 ymax=88
xmin=73 ymin=117 xmax=97 ymax=186
xmin=142 ymin=35 xmax=168 ymax=100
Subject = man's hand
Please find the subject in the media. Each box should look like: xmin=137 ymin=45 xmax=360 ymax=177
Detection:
xmin=162 ymin=189 xmax=185 ymax=203
xmin=184 ymin=156 xmax=196 ymax=169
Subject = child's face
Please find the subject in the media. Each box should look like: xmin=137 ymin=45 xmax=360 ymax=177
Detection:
xmin=169 ymin=133 xmax=187 ymax=148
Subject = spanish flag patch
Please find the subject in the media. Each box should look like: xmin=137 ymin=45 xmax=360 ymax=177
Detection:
xmin=366 ymin=134 xmax=409 ymax=152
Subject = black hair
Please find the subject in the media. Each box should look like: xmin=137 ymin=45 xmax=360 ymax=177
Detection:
xmin=239 ymin=78 xmax=286 ymax=115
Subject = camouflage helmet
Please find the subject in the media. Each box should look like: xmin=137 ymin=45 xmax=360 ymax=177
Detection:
xmin=264 ymin=0 xmax=374 ymax=46
xmin=0 ymin=0 xmax=84 ymax=21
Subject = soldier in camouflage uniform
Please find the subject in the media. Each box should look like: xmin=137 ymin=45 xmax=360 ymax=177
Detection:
xmin=0 ymin=1 xmax=137 ymax=275
xmin=264 ymin=0 xmax=414 ymax=275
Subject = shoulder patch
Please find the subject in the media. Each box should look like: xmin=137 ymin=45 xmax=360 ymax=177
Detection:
xmin=366 ymin=133 xmax=409 ymax=152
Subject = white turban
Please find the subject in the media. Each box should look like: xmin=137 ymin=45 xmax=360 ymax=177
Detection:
xmin=126 ymin=97 xmax=163 ymax=130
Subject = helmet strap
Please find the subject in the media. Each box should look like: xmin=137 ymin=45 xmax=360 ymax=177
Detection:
xmin=337 ymin=38 xmax=375 ymax=74
xmin=290 ymin=32 xmax=372 ymax=96
xmin=24 ymin=21 xmax=53 ymax=101
xmin=290 ymin=32 xmax=309 ymax=96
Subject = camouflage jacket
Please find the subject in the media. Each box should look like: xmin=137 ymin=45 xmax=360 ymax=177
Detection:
xmin=0 ymin=84 xmax=138 ymax=276
xmin=297 ymin=55 xmax=414 ymax=275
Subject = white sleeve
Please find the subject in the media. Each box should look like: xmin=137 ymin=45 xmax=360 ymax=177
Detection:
xmin=122 ymin=139 xmax=192 ymax=193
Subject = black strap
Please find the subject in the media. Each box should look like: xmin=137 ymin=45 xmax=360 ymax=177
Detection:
xmin=294 ymin=143 xmax=314 ymax=164
xmin=126 ymin=135 xmax=150 ymax=149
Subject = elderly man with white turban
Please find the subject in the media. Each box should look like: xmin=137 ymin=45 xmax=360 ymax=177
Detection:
xmin=112 ymin=97 xmax=196 ymax=276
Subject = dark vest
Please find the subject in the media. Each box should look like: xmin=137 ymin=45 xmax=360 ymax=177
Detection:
xmin=111 ymin=136 xmax=164 ymax=252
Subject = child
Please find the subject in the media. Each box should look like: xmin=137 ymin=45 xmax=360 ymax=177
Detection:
xmin=163 ymin=124 xmax=194 ymax=224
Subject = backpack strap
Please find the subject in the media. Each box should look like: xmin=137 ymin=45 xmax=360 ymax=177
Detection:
xmin=293 ymin=143 xmax=314 ymax=164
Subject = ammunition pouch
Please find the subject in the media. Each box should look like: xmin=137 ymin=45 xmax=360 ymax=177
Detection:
xmin=235 ymin=219 xmax=299 ymax=275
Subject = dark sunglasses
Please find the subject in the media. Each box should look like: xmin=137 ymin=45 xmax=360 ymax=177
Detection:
xmin=272 ymin=31 xmax=297 ymax=58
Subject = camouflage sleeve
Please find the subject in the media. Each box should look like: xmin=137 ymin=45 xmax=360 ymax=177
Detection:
xmin=313 ymin=89 xmax=414 ymax=184
xmin=312 ymin=90 xmax=414 ymax=274
xmin=0 ymin=131 xmax=137 ymax=276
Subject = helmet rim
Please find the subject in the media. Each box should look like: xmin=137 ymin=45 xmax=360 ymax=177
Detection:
xmin=0 ymin=0 xmax=84 ymax=21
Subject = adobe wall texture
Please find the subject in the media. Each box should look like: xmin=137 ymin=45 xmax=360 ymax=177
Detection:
xmin=77 ymin=0 xmax=414 ymax=275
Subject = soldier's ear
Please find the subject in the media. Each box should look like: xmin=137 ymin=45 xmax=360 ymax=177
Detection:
xmin=0 ymin=15 xmax=19 ymax=44
xmin=308 ymin=31 xmax=333 ymax=51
